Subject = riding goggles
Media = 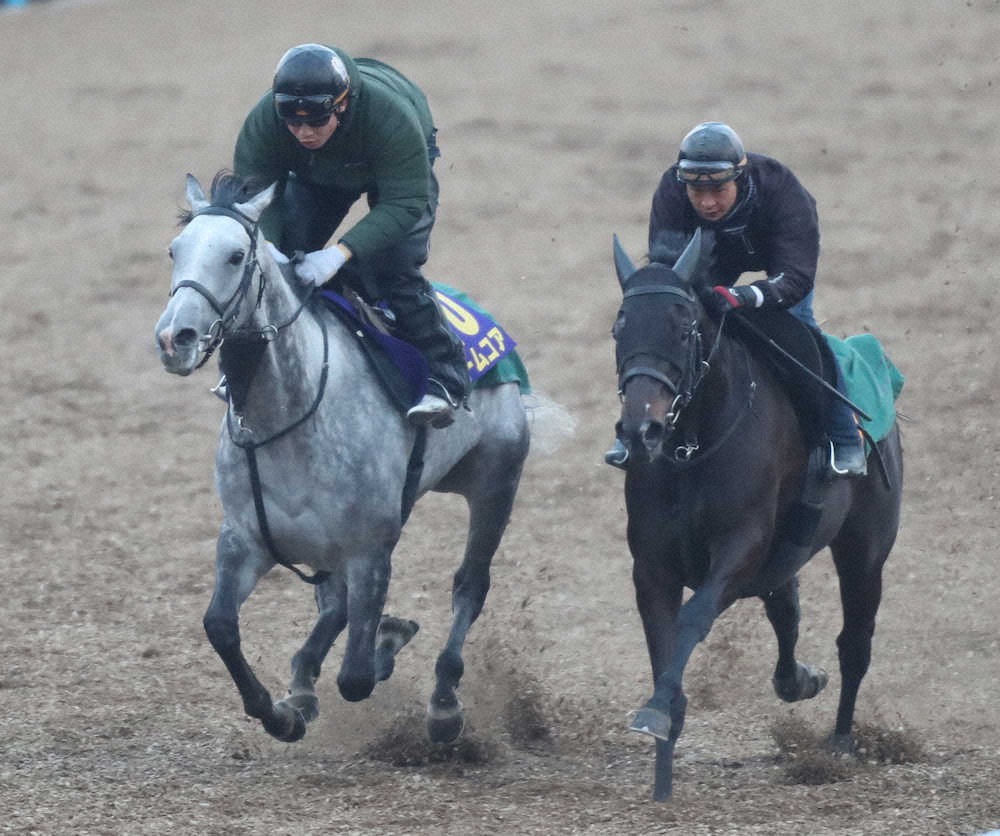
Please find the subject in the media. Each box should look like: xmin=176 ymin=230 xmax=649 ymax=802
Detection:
xmin=676 ymin=158 xmax=746 ymax=184
xmin=274 ymin=91 xmax=347 ymax=126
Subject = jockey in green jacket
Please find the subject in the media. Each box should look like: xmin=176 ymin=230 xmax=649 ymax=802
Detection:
xmin=233 ymin=43 xmax=468 ymax=428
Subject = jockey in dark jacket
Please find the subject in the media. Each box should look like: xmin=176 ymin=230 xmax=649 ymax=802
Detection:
xmin=232 ymin=43 xmax=468 ymax=428
xmin=605 ymin=121 xmax=866 ymax=476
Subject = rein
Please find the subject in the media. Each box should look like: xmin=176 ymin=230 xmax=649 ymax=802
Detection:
xmin=179 ymin=205 xmax=330 ymax=585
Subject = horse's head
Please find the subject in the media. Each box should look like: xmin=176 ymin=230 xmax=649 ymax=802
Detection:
xmin=611 ymin=228 xmax=715 ymax=462
xmin=154 ymin=173 xmax=277 ymax=375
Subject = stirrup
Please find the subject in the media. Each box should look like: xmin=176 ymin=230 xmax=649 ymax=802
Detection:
xmin=830 ymin=440 xmax=867 ymax=478
xmin=211 ymin=376 xmax=229 ymax=403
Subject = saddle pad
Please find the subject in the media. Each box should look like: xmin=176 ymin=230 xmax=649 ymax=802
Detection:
xmin=825 ymin=333 xmax=904 ymax=443
xmin=320 ymin=291 xmax=428 ymax=410
xmin=319 ymin=284 xmax=531 ymax=411
xmin=433 ymin=283 xmax=531 ymax=394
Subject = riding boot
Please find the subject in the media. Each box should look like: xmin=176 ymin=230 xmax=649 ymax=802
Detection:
xmin=386 ymin=278 xmax=470 ymax=427
xmin=828 ymin=367 xmax=866 ymax=478
xmin=831 ymin=434 xmax=867 ymax=477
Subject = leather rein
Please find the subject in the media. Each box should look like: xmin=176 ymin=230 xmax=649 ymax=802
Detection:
xmin=174 ymin=205 xmax=330 ymax=585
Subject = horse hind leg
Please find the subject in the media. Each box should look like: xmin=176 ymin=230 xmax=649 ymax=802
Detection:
xmin=373 ymin=615 xmax=420 ymax=682
xmin=203 ymin=526 xmax=306 ymax=743
xmin=830 ymin=538 xmax=890 ymax=751
xmin=427 ymin=484 xmax=518 ymax=744
xmin=763 ymin=575 xmax=829 ymax=703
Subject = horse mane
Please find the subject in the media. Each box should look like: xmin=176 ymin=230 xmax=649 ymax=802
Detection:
xmin=177 ymin=170 xmax=271 ymax=226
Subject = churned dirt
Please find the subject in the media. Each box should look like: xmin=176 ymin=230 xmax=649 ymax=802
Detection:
xmin=1 ymin=1 xmax=998 ymax=834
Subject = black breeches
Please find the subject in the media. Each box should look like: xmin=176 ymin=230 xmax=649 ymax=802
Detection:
xmin=277 ymin=160 xmax=469 ymax=402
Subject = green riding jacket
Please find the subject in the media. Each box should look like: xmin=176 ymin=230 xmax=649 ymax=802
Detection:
xmin=233 ymin=47 xmax=435 ymax=260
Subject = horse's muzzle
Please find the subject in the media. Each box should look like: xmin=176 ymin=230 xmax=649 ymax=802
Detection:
xmin=155 ymin=323 xmax=200 ymax=375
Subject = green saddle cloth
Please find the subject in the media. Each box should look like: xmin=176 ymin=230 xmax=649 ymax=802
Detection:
xmin=433 ymin=283 xmax=532 ymax=395
xmin=825 ymin=333 xmax=904 ymax=443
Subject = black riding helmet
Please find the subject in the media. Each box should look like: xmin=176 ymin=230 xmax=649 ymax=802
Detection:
xmin=273 ymin=44 xmax=350 ymax=123
xmin=675 ymin=122 xmax=747 ymax=185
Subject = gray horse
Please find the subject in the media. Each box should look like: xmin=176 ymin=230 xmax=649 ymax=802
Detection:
xmin=154 ymin=172 xmax=548 ymax=745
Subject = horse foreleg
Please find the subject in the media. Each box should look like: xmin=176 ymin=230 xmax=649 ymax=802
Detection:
xmin=278 ymin=573 xmax=349 ymax=725
xmin=763 ymin=575 xmax=828 ymax=703
xmin=630 ymin=571 xmax=722 ymax=801
xmin=336 ymin=548 xmax=393 ymax=703
xmin=203 ymin=526 xmax=305 ymax=742
xmin=428 ymin=490 xmax=512 ymax=744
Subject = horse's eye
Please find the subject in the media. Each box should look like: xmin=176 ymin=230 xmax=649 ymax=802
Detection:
xmin=229 ymin=250 xmax=245 ymax=266
xmin=611 ymin=311 xmax=626 ymax=340
xmin=167 ymin=246 xmax=174 ymax=260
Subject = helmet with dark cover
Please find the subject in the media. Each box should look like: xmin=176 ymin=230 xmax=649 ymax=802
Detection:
xmin=675 ymin=122 xmax=747 ymax=184
xmin=273 ymin=44 xmax=350 ymax=123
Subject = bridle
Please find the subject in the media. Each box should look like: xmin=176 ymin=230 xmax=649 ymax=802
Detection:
xmin=170 ymin=205 xmax=314 ymax=368
xmin=170 ymin=205 xmax=264 ymax=369
xmin=617 ymin=283 xmax=715 ymax=424
xmin=616 ymin=282 xmax=752 ymax=464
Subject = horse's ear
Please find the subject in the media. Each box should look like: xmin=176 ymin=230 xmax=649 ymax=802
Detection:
xmin=671 ymin=226 xmax=704 ymax=285
xmin=613 ymin=234 xmax=636 ymax=288
xmin=185 ymin=173 xmax=209 ymax=213
xmin=234 ymin=182 xmax=278 ymax=223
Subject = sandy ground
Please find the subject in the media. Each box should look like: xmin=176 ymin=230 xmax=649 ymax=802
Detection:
xmin=1 ymin=0 xmax=999 ymax=834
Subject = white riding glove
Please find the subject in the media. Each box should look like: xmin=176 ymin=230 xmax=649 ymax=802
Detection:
xmin=294 ymin=246 xmax=348 ymax=286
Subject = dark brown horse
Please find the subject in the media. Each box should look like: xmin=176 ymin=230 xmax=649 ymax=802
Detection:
xmin=611 ymin=229 xmax=903 ymax=801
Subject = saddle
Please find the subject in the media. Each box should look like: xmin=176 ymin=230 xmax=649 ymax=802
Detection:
xmin=317 ymin=281 xmax=530 ymax=414
xmin=319 ymin=290 xmax=430 ymax=412
xmin=725 ymin=308 xmax=836 ymax=450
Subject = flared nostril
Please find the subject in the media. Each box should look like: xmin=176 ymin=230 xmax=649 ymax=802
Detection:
xmin=173 ymin=328 xmax=198 ymax=350
xmin=640 ymin=420 xmax=664 ymax=452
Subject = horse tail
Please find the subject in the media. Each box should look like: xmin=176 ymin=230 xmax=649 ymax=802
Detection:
xmin=521 ymin=391 xmax=576 ymax=456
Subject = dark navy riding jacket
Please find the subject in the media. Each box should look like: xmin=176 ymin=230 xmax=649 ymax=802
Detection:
xmin=648 ymin=152 xmax=820 ymax=309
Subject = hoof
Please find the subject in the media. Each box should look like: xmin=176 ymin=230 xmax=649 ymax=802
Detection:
xmin=828 ymin=732 xmax=855 ymax=754
xmin=278 ymin=693 xmax=319 ymax=724
xmin=377 ymin=615 xmax=420 ymax=651
xmin=264 ymin=701 xmax=306 ymax=742
xmin=773 ymin=662 xmax=828 ymax=703
xmin=374 ymin=616 xmax=419 ymax=682
xmin=629 ymin=706 xmax=672 ymax=742
xmin=427 ymin=697 xmax=465 ymax=744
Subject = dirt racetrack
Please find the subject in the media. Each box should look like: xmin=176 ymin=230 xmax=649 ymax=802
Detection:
xmin=2 ymin=0 xmax=999 ymax=833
